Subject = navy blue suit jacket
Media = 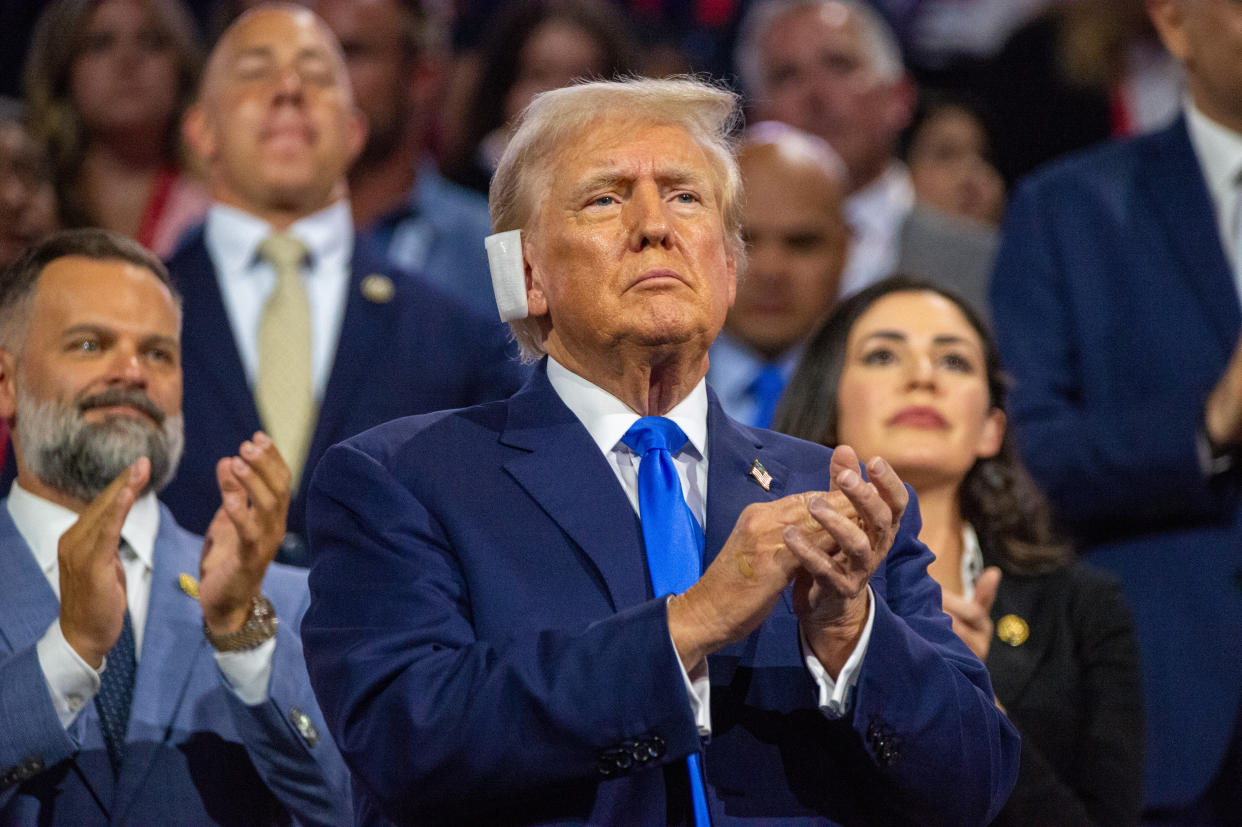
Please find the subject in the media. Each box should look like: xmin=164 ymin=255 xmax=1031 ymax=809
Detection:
xmin=0 ymin=503 xmax=350 ymax=825
xmin=302 ymin=364 xmax=1019 ymax=825
xmin=991 ymin=116 xmax=1242 ymax=809
xmin=159 ymin=229 xmax=526 ymax=563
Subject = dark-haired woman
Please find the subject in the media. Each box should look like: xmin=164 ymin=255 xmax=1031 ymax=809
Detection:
xmin=776 ymin=276 xmax=1144 ymax=826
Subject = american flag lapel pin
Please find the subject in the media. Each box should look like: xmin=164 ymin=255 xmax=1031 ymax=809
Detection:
xmin=749 ymin=459 xmax=773 ymax=491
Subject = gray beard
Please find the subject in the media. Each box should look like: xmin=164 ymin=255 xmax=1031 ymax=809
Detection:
xmin=17 ymin=387 xmax=184 ymax=504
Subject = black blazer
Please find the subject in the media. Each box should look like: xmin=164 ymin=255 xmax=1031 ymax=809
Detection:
xmin=985 ymin=552 xmax=1144 ymax=826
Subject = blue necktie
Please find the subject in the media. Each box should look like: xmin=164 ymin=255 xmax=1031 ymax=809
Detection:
xmin=748 ymin=364 xmax=785 ymax=429
xmin=95 ymin=608 xmax=136 ymax=775
xmin=621 ymin=417 xmax=712 ymax=827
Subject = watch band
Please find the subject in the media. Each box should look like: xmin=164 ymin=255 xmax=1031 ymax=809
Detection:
xmin=203 ymin=594 xmax=278 ymax=652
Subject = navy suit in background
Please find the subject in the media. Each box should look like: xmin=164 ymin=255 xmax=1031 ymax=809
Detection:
xmin=302 ymin=364 xmax=1019 ymax=825
xmin=160 ymin=229 xmax=527 ymax=564
xmin=991 ymin=116 xmax=1242 ymax=811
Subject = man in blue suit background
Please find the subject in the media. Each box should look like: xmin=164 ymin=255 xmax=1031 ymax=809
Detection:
xmin=302 ymin=76 xmax=1018 ymax=825
xmin=0 ymin=228 xmax=348 ymax=824
xmin=164 ymin=4 xmax=524 ymax=564
xmin=991 ymin=1 xmax=1242 ymax=820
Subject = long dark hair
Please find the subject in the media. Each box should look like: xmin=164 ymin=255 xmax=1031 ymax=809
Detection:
xmin=441 ymin=0 xmax=638 ymax=194
xmin=774 ymin=276 xmax=1070 ymax=574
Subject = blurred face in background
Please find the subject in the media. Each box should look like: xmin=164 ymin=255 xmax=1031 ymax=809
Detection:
xmin=906 ymin=105 xmax=1005 ymax=226
xmin=725 ymin=137 xmax=849 ymax=359
xmin=0 ymin=122 xmax=59 ymax=270
xmin=834 ymin=290 xmax=1003 ymax=492
xmin=504 ymin=20 xmax=607 ymax=125
xmin=755 ymin=2 xmax=912 ymax=191
xmin=186 ymin=7 xmax=366 ymax=222
xmin=69 ymin=0 xmax=181 ymax=140
xmin=318 ymin=0 xmax=436 ymax=166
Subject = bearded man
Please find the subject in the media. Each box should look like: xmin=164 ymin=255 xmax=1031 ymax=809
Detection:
xmin=0 ymin=228 xmax=350 ymax=825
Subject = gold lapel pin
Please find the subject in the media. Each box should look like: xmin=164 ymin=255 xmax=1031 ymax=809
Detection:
xmin=749 ymin=459 xmax=773 ymax=491
xmin=179 ymin=573 xmax=200 ymax=600
xmin=361 ymin=273 xmax=395 ymax=304
xmin=996 ymin=614 xmax=1029 ymax=647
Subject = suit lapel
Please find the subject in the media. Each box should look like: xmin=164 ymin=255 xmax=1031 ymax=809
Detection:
xmin=173 ymin=233 xmax=264 ymax=436
xmin=500 ymin=368 xmax=650 ymax=612
xmin=112 ymin=508 xmax=207 ymax=819
xmin=0 ymin=509 xmax=60 ymax=654
xmin=703 ymin=397 xmax=788 ymax=567
xmin=308 ymin=252 xmax=396 ymax=492
xmin=1141 ymin=118 xmax=1242 ymax=354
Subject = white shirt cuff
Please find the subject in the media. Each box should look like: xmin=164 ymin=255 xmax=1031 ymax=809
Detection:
xmin=800 ymin=586 xmax=876 ymax=719
xmin=214 ymin=638 xmax=277 ymax=706
xmin=36 ymin=619 xmax=102 ymax=729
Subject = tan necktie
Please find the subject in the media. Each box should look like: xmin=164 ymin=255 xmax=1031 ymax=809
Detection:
xmin=255 ymin=234 xmax=314 ymax=486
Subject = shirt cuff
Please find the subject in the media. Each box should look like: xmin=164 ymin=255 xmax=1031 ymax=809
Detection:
xmin=214 ymin=637 xmax=277 ymax=706
xmin=36 ymin=619 xmax=102 ymax=729
xmin=800 ymin=585 xmax=876 ymax=719
xmin=1197 ymin=426 xmax=1237 ymax=476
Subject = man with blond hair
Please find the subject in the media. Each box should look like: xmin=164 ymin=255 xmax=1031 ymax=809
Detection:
xmin=303 ymin=76 xmax=1018 ymax=825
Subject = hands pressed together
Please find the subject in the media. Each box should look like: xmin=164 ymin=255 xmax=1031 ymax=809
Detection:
xmin=668 ymin=445 xmax=909 ymax=677
xmin=56 ymin=433 xmax=291 ymax=667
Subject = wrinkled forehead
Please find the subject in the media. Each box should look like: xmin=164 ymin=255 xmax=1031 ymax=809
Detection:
xmin=31 ymin=257 xmax=181 ymax=337
xmin=531 ymin=117 xmax=726 ymax=208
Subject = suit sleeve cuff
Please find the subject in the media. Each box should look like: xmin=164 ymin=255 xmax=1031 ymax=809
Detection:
xmin=35 ymin=619 xmax=101 ymax=729
xmin=215 ymin=637 xmax=277 ymax=706
xmin=800 ymin=585 xmax=876 ymax=719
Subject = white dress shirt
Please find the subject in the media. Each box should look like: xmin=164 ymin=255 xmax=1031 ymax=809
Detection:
xmin=204 ymin=200 xmax=354 ymax=399
xmin=839 ymin=161 xmax=915 ymax=299
xmin=545 ymin=358 xmax=873 ymax=726
xmin=9 ymin=482 xmax=276 ymax=727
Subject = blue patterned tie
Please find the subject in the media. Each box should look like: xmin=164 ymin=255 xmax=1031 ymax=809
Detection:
xmin=621 ymin=417 xmax=712 ymax=827
xmin=748 ymin=364 xmax=786 ymax=429
xmin=95 ymin=608 xmax=136 ymax=775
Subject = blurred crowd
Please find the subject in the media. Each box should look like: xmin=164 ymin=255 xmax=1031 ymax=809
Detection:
xmin=1 ymin=0 xmax=1239 ymax=824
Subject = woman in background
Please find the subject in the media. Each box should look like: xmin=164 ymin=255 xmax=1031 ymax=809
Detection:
xmin=776 ymin=276 xmax=1144 ymax=826
xmin=440 ymin=0 xmax=637 ymax=196
xmin=24 ymin=0 xmax=207 ymax=256
xmin=900 ymin=91 xmax=1006 ymax=227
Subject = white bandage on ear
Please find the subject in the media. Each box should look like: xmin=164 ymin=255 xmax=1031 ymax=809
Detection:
xmin=484 ymin=230 xmax=528 ymax=321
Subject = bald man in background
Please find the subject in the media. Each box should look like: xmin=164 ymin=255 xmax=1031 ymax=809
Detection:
xmin=163 ymin=3 xmax=523 ymax=564
xmin=708 ymin=122 xmax=850 ymax=428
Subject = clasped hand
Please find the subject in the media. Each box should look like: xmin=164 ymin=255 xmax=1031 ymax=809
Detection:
xmin=668 ymin=445 xmax=908 ymax=676
xmin=56 ymin=433 xmax=290 ymax=667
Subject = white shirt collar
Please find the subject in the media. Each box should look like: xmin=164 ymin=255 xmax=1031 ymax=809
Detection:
xmin=204 ymin=199 xmax=353 ymax=274
xmin=960 ymin=522 xmax=983 ymax=602
xmin=1185 ymin=101 xmax=1242 ymax=261
xmin=7 ymin=479 xmax=159 ymax=581
xmin=545 ymin=357 xmax=708 ymax=460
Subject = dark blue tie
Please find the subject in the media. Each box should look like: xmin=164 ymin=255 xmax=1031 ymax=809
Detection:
xmin=95 ymin=608 xmax=136 ymax=775
xmin=748 ymin=364 xmax=786 ymax=429
xmin=621 ymin=417 xmax=711 ymax=827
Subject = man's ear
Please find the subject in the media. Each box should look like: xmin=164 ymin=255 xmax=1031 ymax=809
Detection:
xmin=345 ymin=105 xmax=368 ymax=167
xmin=182 ymin=103 xmax=216 ymax=163
xmin=0 ymin=348 xmax=17 ymax=421
xmin=524 ymin=239 xmax=549 ymax=318
xmin=1146 ymin=0 xmax=1187 ymax=61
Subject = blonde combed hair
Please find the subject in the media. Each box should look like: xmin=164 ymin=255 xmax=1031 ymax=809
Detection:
xmin=489 ymin=76 xmax=746 ymax=361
